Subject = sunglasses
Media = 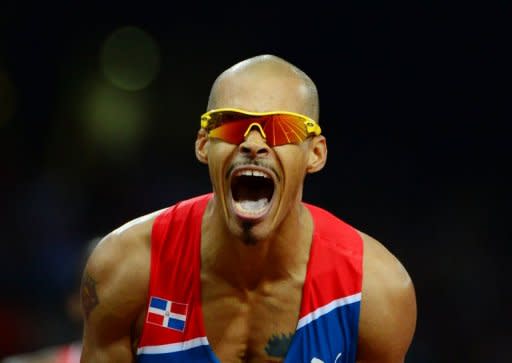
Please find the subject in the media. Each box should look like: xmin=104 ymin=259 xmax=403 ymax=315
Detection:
xmin=200 ymin=108 xmax=322 ymax=147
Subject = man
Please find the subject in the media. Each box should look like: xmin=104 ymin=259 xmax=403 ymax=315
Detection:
xmin=80 ymin=54 xmax=417 ymax=362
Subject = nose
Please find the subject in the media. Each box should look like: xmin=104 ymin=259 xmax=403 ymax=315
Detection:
xmin=239 ymin=125 xmax=270 ymax=157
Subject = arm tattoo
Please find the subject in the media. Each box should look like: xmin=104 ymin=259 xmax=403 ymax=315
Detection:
xmin=81 ymin=272 xmax=99 ymax=319
xmin=264 ymin=333 xmax=294 ymax=358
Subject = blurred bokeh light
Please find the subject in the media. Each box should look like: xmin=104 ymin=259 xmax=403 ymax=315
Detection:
xmin=79 ymin=78 xmax=150 ymax=161
xmin=100 ymin=26 xmax=161 ymax=91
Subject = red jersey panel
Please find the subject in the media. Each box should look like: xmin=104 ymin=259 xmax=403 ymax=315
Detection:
xmin=137 ymin=193 xmax=363 ymax=363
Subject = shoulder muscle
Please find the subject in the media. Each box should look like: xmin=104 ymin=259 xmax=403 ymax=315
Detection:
xmin=357 ymin=231 xmax=417 ymax=363
xmin=80 ymin=212 xmax=156 ymax=361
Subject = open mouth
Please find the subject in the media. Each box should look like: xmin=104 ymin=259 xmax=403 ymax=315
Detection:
xmin=230 ymin=167 xmax=275 ymax=220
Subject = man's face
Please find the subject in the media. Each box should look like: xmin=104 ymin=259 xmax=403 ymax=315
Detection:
xmin=197 ymin=70 xmax=325 ymax=243
xmin=205 ymin=127 xmax=311 ymax=243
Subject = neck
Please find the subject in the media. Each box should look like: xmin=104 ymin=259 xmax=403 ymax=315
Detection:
xmin=201 ymin=200 xmax=313 ymax=289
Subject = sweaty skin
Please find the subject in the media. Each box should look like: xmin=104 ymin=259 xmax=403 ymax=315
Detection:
xmin=80 ymin=54 xmax=416 ymax=363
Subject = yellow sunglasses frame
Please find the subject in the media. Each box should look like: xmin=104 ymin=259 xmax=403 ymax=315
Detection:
xmin=200 ymin=108 xmax=322 ymax=139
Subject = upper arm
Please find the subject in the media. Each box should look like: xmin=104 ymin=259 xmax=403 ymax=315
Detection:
xmin=356 ymin=232 xmax=417 ymax=363
xmin=80 ymin=229 xmax=150 ymax=363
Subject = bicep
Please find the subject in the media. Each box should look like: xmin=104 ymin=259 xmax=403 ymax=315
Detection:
xmin=81 ymin=324 xmax=134 ymax=363
xmin=356 ymin=283 xmax=416 ymax=363
xmin=79 ymin=234 xmax=148 ymax=363
xmin=356 ymin=233 xmax=417 ymax=363
xmin=81 ymin=275 xmax=133 ymax=363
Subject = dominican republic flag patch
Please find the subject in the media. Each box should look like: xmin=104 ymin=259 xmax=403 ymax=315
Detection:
xmin=146 ymin=296 xmax=188 ymax=332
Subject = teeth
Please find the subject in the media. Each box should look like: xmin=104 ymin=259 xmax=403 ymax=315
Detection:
xmin=235 ymin=169 xmax=270 ymax=178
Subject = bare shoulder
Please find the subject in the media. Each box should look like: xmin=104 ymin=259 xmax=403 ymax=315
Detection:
xmin=82 ymin=209 xmax=163 ymax=319
xmin=80 ymin=209 xmax=164 ymax=361
xmin=356 ymin=230 xmax=417 ymax=363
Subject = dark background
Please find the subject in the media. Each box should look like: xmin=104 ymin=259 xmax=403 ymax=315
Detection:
xmin=0 ymin=2 xmax=509 ymax=362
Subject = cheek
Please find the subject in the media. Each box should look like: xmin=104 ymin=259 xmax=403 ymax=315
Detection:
xmin=274 ymin=146 xmax=308 ymax=179
xmin=207 ymin=142 xmax=236 ymax=181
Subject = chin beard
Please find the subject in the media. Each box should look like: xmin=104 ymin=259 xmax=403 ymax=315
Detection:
xmin=241 ymin=221 xmax=258 ymax=245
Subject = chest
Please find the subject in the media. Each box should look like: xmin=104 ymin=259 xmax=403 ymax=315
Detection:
xmin=201 ymin=274 xmax=305 ymax=363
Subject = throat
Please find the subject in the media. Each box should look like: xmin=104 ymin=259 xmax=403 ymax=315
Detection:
xmin=231 ymin=236 xmax=312 ymax=290
xmin=203 ymin=199 xmax=314 ymax=288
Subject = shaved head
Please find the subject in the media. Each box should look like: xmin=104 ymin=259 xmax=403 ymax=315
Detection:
xmin=207 ymin=54 xmax=319 ymax=121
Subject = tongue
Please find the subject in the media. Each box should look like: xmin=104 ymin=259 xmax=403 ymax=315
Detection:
xmin=236 ymin=198 xmax=269 ymax=212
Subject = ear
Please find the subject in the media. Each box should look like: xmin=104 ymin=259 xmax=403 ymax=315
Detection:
xmin=195 ymin=128 xmax=209 ymax=164
xmin=306 ymin=135 xmax=327 ymax=174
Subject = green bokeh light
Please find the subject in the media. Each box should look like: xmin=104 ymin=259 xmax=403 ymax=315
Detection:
xmin=81 ymin=80 xmax=149 ymax=160
xmin=100 ymin=26 xmax=161 ymax=91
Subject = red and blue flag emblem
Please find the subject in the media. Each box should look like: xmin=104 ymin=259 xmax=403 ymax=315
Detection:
xmin=146 ymin=296 xmax=188 ymax=332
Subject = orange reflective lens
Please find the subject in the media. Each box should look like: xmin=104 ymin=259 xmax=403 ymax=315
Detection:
xmin=200 ymin=108 xmax=322 ymax=146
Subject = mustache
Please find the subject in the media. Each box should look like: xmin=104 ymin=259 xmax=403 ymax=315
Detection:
xmin=225 ymin=159 xmax=280 ymax=182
